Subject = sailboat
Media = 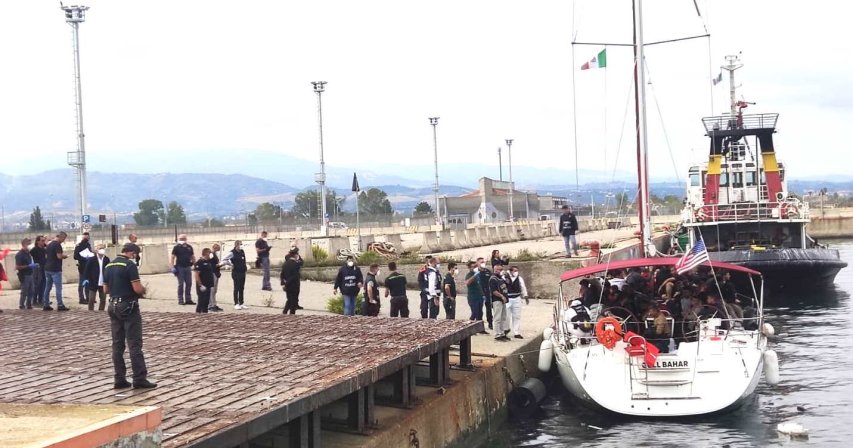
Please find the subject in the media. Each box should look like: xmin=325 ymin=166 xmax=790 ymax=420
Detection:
xmin=541 ymin=0 xmax=777 ymax=417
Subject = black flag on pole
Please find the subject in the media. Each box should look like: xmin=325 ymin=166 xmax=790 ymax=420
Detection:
xmin=352 ymin=172 xmax=360 ymax=192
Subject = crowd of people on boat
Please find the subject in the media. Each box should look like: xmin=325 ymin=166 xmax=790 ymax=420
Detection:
xmin=565 ymin=264 xmax=757 ymax=353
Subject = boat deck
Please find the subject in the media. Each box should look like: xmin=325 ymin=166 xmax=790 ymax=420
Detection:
xmin=0 ymin=310 xmax=480 ymax=447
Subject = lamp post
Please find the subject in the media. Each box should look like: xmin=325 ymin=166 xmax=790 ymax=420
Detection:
xmin=61 ymin=4 xmax=90 ymax=230
xmin=312 ymin=81 xmax=328 ymax=235
xmin=497 ymin=146 xmax=503 ymax=181
xmin=429 ymin=117 xmax=441 ymax=228
xmin=505 ymin=138 xmax=514 ymax=221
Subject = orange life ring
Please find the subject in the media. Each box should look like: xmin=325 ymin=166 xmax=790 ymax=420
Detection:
xmin=595 ymin=317 xmax=623 ymax=350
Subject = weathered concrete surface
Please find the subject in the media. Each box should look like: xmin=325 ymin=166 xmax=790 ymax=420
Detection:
xmin=809 ymin=216 xmax=853 ymax=238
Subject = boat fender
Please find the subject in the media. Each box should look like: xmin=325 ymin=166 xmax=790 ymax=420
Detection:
xmin=764 ymin=349 xmax=781 ymax=386
xmin=762 ymin=323 xmax=775 ymax=336
xmin=538 ymin=340 xmax=554 ymax=372
xmin=508 ymin=378 xmax=547 ymax=418
xmin=543 ymin=327 xmax=554 ymax=341
xmin=777 ymin=421 xmax=808 ymax=439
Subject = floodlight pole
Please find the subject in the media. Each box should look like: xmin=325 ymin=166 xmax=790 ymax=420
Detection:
xmin=62 ymin=4 xmax=90 ymax=229
xmin=429 ymin=117 xmax=441 ymax=229
xmin=506 ymin=139 xmax=514 ymax=221
xmin=312 ymin=81 xmax=328 ymax=236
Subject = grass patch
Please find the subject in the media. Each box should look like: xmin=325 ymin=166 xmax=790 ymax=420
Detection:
xmin=326 ymin=292 xmax=364 ymax=315
xmin=356 ymin=251 xmax=383 ymax=266
xmin=512 ymin=248 xmax=549 ymax=262
xmin=312 ymin=245 xmax=329 ymax=263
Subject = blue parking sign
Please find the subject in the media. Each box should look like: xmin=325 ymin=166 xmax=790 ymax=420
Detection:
xmin=82 ymin=214 xmax=91 ymax=223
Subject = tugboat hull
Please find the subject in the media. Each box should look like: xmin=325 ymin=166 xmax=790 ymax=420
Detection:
xmin=709 ymin=248 xmax=846 ymax=289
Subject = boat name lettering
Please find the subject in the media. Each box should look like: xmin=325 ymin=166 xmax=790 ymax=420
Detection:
xmin=642 ymin=360 xmax=689 ymax=369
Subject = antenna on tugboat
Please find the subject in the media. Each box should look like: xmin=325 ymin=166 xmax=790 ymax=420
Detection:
xmin=721 ymin=53 xmax=744 ymax=116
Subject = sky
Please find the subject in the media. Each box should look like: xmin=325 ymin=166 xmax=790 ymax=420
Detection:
xmin=0 ymin=0 xmax=850 ymax=184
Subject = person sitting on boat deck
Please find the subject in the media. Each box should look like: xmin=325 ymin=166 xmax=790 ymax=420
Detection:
xmin=653 ymin=265 xmax=673 ymax=293
xmin=625 ymin=267 xmax=645 ymax=291
xmin=703 ymin=293 xmax=731 ymax=330
xmin=603 ymin=284 xmax=621 ymax=309
xmin=642 ymin=303 xmax=671 ymax=353
xmin=578 ymin=279 xmax=598 ymax=308
xmin=564 ymin=298 xmax=594 ymax=341
xmin=715 ymin=270 xmax=743 ymax=319
xmin=606 ymin=269 xmax=626 ymax=291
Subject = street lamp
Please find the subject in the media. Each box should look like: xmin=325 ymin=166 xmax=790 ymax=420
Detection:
xmin=61 ymin=4 xmax=90 ymax=230
xmin=505 ymin=138 xmax=514 ymax=221
xmin=429 ymin=117 xmax=441 ymax=228
xmin=312 ymin=81 xmax=328 ymax=235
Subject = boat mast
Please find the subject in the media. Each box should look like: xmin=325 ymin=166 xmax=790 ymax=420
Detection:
xmin=721 ymin=54 xmax=742 ymax=116
xmin=633 ymin=0 xmax=653 ymax=256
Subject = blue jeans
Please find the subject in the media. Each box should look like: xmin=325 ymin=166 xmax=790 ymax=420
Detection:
xmin=43 ymin=271 xmax=64 ymax=307
xmin=260 ymin=257 xmax=271 ymax=289
xmin=468 ymin=296 xmax=484 ymax=320
xmin=563 ymin=234 xmax=577 ymax=255
xmin=19 ymin=274 xmax=33 ymax=308
xmin=176 ymin=266 xmax=193 ymax=303
xmin=342 ymin=294 xmax=356 ymax=316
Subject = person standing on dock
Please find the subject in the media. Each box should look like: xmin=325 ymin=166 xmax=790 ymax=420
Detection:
xmin=193 ymin=248 xmax=215 ymax=314
xmin=30 ymin=235 xmax=47 ymax=306
xmin=559 ymin=205 xmax=579 ymax=257
xmin=281 ymin=247 xmax=304 ymax=314
xmin=14 ymin=238 xmax=36 ymax=309
xmin=170 ymin=234 xmax=196 ymax=306
xmin=83 ymin=244 xmax=109 ymax=311
xmin=505 ymin=266 xmax=529 ymax=339
xmin=465 ymin=261 xmax=487 ymax=331
xmin=443 ymin=262 xmax=457 ymax=319
xmin=74 ymin=231 xmax=92 ymax=304
xmin=42 ymin=231 xmax=70 ymax=312
xmin=207 ymin=244 xmax=224 ymax=312
xmin=255 ymin=231 xmax=272 ymax=291
xmin=225 ymin=240 xmax=248 ymax=310
xmin=364 ymin=263 xmax=381 ymax=317
xmin=127 ymin=233 xmax=142 ymax=266
xmin=423 ymin=257 xmax=441 ymax=319
xmin=385 ymin=262 xmax=409 ymax=317
xmin=489 ymin=265 xmax=511 ymax=341
xmin=476 ymin=257 xmax=494 ymax=329
xmin=334 ymin=256 xmax=363 ymax=316
xmin=104 ymin=244 xmax=156 ymax=389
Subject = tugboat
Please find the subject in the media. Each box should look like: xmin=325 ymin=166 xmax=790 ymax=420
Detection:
xmin=680 ymin=55 xmax=847 ymax=288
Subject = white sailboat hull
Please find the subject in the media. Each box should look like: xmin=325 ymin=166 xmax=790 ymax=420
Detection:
xmin=553 ymin=332 xmax=765 ymax=417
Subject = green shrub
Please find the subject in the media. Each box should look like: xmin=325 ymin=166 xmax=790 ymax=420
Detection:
xmin=312 ymin=245 xmax=329 ymax=263
xmin=326 ymin=292 xmax=364 ymax=315
xmin=357 ymin=251 xmax=383 ymax=266
xmin=513 ymin=248 xmax=548 ymax=262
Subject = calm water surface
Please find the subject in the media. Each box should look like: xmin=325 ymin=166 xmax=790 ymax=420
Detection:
xmin=488 ymin=240 xmax=853 ymax=447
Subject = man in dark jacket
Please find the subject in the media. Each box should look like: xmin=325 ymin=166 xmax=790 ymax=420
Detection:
xmin=363 ymin=263 xmax=381 ymax=317
xmin=74 ymin=232 xmax=93 ymax=304
xmin=30 ymin=235 xmax=47 ymax=306
xmin=83 ymin=244 xmax=110 ymax=311
xmin=193 ymin=248 xmax=216 ymax=314
xmin=281 ymin=247 xmax=305 ymax=314
xmin=558 ymin=205 xmax=579 ymax=257
xmin=226 ymin=240 xmax=248 ymax=309
xmin=333 ymin=256 xmax=363 ymax=316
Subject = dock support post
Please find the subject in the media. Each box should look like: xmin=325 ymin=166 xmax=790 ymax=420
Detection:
xmin=429 ymin=348 xmax=451 ymax=386
xmin=347 ymin=388 xmax=366 ymax=434
xmin=289 ymin=411 xmax=321 ymax=448
xmin=458 ymin=336 xmax=474 ymax=370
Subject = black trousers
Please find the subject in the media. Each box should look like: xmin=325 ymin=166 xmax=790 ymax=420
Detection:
xmin=390 ymin=296 xmax=409 ymax=317
xmin=77 ymin=265 xmax=87 ymax=302
xmin=232 ymin=272 xmax=246 ymax=304
xmin=284 ymin=284 xmax=300 ymax=314
xmin=443 ymin=297 xmax=456 ymax=319
xmin=196 ymin=286 xmax=210 ymax=313
xmin=420 ymin=292 xmax=439 ymax=319
xmin=108 ymin=300 xmax=148 ymax=382
xmin=365 ymin=300 xmax=380 ymax=317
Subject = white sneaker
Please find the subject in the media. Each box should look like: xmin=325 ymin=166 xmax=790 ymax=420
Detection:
xmin=234 ymin=304 xmax=242 ymax=310
xmin=240 ymin=304 xmax=249 ymax=309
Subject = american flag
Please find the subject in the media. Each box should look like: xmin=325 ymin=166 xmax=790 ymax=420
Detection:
xmin=675 ymin=239 xmax=709 ymax=275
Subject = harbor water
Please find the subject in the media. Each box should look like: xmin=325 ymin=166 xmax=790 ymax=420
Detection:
xmin=490 ymin=239 xmax=853 ymax=447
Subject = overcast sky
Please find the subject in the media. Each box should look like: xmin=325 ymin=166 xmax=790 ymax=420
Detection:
xmin=0 ymin=0 xmax=849 ymax=182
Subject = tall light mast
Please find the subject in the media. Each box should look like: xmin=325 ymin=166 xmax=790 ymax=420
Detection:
xmin=62 ymin=4 xmax=90 ymax=228
xmin=429 ymin=117 xmax=440 ymax=228
xmin=312 ymin=81 xmax=328 ymax=235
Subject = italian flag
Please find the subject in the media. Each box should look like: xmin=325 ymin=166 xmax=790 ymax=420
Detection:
xmin=581 ymin=49 xmax=607 ymax=70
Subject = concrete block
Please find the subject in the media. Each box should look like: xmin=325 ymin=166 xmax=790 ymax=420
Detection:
xmin=138 ymin=244 xmax=171 ymax=275
xmin=452 ymin=229 xmax=470 ymax=249
xmin=379 ymin=234 xmax=403 ymax=251
xmin=486 ymin=227 xmax=500 ymax=245
xmin=437 ymin=230 xmax=454 ymax=251
xmin=420 ymin=232 xmax=442 ymax=254
xmin=293 ymin=238 xmax=314 ymax=263
xmin=496 ymin=226 xmax=510 ymax=243
xmin=465 ymin=229 xmax=482 ymax=247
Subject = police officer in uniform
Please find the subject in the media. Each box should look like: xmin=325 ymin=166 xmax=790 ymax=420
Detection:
xmin=104 ymin=244 xmax=156 ymax=389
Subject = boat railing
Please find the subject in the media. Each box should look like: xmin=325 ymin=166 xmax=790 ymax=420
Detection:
xmin=683 ymin=199 xmax=809 ymax=224
xmin=702 ymin=113 xmax=779 ymax=133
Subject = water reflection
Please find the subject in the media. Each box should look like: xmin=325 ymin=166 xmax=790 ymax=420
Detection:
xmin=493 ymin=241 xmax=853 ymax=448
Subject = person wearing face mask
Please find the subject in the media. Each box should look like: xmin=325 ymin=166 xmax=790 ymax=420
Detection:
xmin=489 ymin=265 xmax=511 ymax=341
xmin=464 ymin=261 xmax=487 ymax=331
xmin=363 ymin=263 xmax=381 ymax=317
xmin=255 ymin=231 xmax=272 ymax=291
xmin=416 ymin=255 xmax=432 ymax=318
xmin=442 ymin=262 xmax=458 ymax=320
xmin=30 ymin=235 xmax=47 ymax=306
xmin=170 ymin=234 xmax=196 ymax=306
xmin=224 ymin=240 xmax=248 ymax=309
xmin=83 ymin=244 xmax=110 ymax=311
xmin=127 ymin=234 xmax=142 ymax=266
xmin=475 ymin=257 xmax=494 ymax=329
xmin=281 ymin=247 xmax=305 ymax=315
xmin=14 ymin=238 xmax=37 ymax=310
xmin=334 ymin=256 xmax=363 ymax=316
xmin=74 ymin=232 xmax=93 ymax=304
xmin=505 ymin=266 xmax=529 ymax=339
xmin=193 ymin=248 xmax=215 ymax=314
